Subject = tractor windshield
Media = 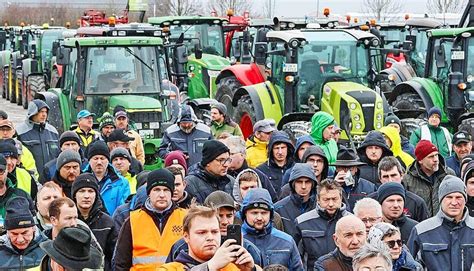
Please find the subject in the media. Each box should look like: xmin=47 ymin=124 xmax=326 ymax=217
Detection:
xmin=409 ymin=28 xmax=431 ymax=76
xmin=41 ymin=31 xmax=63 ymax=63
xmin=297 ymin=31 xmax=370 ymax=104
xmin=466 ymin=37 xmax=474 ymax=91
xmin=380 ymin=27 xmax=406 ymax=47
xmin=169 ymin=23 xmax=224 ymax=56
xmin=84 ymin=46 xmax=161 ymax=94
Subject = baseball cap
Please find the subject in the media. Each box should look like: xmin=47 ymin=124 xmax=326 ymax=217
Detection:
xmin=0 ymin=120 xmax=14 ymax=129
xmin=108 ymin=129 xmax=134 ymax=142
xmin=115 ymin=111 xmax=128 ymax=119
xmin=204 ymin=191 xmax=236 ymax=210
xmin=253 ymin=119 xmax=276 ymax=133
xmin=77 ymin=110 xmax=95 ymax=120
xmin=453 ymin=131 xmax=472 ymax=145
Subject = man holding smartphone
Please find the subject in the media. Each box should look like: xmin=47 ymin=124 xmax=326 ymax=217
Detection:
xmin=159 ymin=205 xmax=257 ymax=271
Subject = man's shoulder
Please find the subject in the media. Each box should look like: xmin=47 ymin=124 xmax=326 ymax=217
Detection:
xmin=296 ymin=209 xmax=320 ymax=224
xmin=414 ymin=215 xmax=443 ymax=235
xmin=194 ymin=123 xmax=211 ymax=134
xmin=270 ymin=228 xmax=297 ymax=244
xmin=406 ymin=190 xmax=425 ymax=203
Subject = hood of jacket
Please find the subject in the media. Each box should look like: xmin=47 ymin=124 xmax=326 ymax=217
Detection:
xmin=241 ymin=188 xmax=274 ymax=219
xmin=301 ymin=145 xmax=329 ymax=180
xmin=463 ymin=160 xmax=474 ymax=183
xmin=267 ymin=131 xmax=295 ymax=166
xmin=288 ymin=163 xmax=317 ymax=194
xmin=357 ymin=130 xmax=393 ymax=161
xmin=310 ymin=112 xmax=335 ymax=144
xmin=27 ymin=99 xmax=49 ymax=121
xmin=232 ymin=168 xmax=262 ymax=204
xmin=294 ymin=135 xmax=315 ymax=162
xmin=380 ymin=126 xmax=414 ymax=166
xmin=176 ymin=104 xmax=198 ymax=123
xmin=174 ymin=249 xmax=201 ymax=267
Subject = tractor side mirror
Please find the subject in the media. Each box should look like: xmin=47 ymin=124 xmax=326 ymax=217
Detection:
xmin=254 ymin=42 xmax=268 ymax=65
xmin=402 ymin=40 xmax=413 ymax=51
xmin=435 ymin=44 xmax=446 ymax=68
xmin=406 ymin=34 xmax=417 ymax=47
xmin=175 ymin=44 xmax=188 ymax=64
xmin=56 ymin=47 xmax=71 ymax=65
xmin=194 ymin=43 xmax=202 ymax=59
xmin=52 ymin=41 xmax=60 ymax=56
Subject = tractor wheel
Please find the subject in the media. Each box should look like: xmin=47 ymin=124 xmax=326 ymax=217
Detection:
xmin=24 ymin=75 xmax=46 ymax=109
xmin=392 ymin=93 xmax=425 ymax=119
xmin=216 ymin=76 xmax=241 ymax=118
xmin=400 ymin=118 xmax=426 ymax=139
xmin=234 ymin=95 xmax=256 ymax=139
xmin=2 ymin=68 xmax=7 ymax=99
xmin=17 ymin=72 xmax=23 ymax=106
xmin=10 ymin=71 xmax=17 ymax=104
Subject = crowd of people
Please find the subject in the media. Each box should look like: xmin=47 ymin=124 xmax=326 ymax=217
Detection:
xmin=0 ymin=99 xmax=473 ymax=271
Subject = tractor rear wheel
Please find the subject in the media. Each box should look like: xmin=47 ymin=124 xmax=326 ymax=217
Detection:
xmin=392 ymin=93 xmax=426 ymax=118
xmin=2 ymin=68 xmax=7 ymax=99
xmin=234 ymin=95 xmax=256 ymax=139
xmin=24 ymin=75 xmax=46 ymax=109
xmin=216 ymin=76 xmax=241 ymax=118
xmin=17 ymin=72 xmax=23 ymax=106
xmin=10 ymin=71 xmax=17 ymax=104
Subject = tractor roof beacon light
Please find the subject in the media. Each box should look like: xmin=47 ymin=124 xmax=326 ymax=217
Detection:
xmin=211 ymin=10 xmax=217 ymax=17
xmin=346 ymin=15 xmax=351 ymax=23
xmin=370 ymin=19 xmax=376 ymax=26
xmin=323 ymin=8 xmax=330 ymax=17
xmin=108 ymin=17 xmax=116 ymax=27
xmin=405 ymin=14 xmax=410 ymax=20
xmin=227 ymin=9 xmax=234 ymax=17
xmin=354 ymin=18 xmax=359 ymax=23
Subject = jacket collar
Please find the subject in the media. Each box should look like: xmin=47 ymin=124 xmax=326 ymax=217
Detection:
xmin=316 ymin=203 xmax=347 ymax=220
xmin=241 ymin=219 xmax=272 ymax=237
xmin=437 ymin=207 xmax=469 ymax=225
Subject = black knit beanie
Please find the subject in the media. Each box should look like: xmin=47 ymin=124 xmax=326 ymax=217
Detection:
xmin=87 ymin=141 xmax=110 ymax=161
xmin=72 ymin=173 xmax=100 ymax=198
xmin=201 ymin=140 xmax=230 ymax=166
xmin=146 ymin=168 xmax=175 ymax=195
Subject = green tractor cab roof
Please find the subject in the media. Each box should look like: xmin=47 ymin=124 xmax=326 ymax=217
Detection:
xmin=63 ymin=36 xmax=164 ymax=47
xmin=77 ymin=23 xmax=165 ymax=37
xmin=428 ymin=26 xmax=474 ymax=37
xmin=148 ymin=16 xmax=228 ymax=27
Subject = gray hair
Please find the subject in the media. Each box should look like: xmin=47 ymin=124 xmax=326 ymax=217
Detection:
xmin=352 ymin=242 xmax=393 ymax=270
xmin=353 ymin=198 xmax=382 ymax=217
xmin=223 ymin=136 xmax=246 ymax=155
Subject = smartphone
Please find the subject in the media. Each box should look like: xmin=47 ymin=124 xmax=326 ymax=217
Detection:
xmin=224 ymin=224 xmax=242 ymax=247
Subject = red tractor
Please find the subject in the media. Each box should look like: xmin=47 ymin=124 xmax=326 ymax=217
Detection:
xmin=80 ymin=9 xmax=129 ymax=27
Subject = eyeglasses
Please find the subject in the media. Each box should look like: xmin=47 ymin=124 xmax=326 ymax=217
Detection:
xmin=215 ymin=158 xmax=232 ymax=165
xmin=386 ymin=239 xmax=403 ymax=249
xmin=360 ymin=217 xmax=381 ymax=224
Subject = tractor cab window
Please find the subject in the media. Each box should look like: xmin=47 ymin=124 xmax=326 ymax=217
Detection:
xmin=41 ymin=31 xmax=63 ymax=65
xmin=410 ymin=28 xmax=430 ymax=75
xmin=169 ymin=23 xmax=224 ymax=56
xmin=84 ymin=46 xmax=160 ymax=95
xmin=429 ymin=38 xmax=453 ymax=81
xmin=466 ymin=37 xmax=474 ymax=82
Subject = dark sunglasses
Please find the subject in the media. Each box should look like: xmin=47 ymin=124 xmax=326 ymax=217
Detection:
xmin=386 ymin=239 xmax=402 ymax=249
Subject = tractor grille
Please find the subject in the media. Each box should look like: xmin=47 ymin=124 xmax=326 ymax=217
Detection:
xmin=128 ymin=111 xmax=161 ymax=123
xmin=346 ymin=91 xmax=377 ymax=132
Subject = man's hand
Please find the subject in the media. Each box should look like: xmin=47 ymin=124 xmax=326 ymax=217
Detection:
xmin=207 ymin=239 xmax=241 ymax=271
xmin=334 ymin=170 xmax=346 ymax=184
xmin=234 ymin=246 xmax=255 ymax=271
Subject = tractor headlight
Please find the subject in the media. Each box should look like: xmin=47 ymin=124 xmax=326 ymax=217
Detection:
xmin=150 ymin=122 xmax=160 ymax=129
xmin=289 ymin=39 xmax=300 ymax=49
xmin=377 ymin=102 xmax=383 ymax=109
xmin=371 ymin=38 xmax=380 ymax=47
xmin=376 ymin=123 xmax=382 ymax=129
xmin=288 ymin=22 xmax=296 ymax=29
xmin=376 ymin=114 xmax=382 ymax=120
xmin=280 ymin=22 xmax=287 ymax=28
xmin=354 ymin=114 xmax=360 ymax=121
xmin=350 ymin=103 xmax=357 ymax=110
xmin=355 ymin=123 xmax=362 ymax=130
xmin=135 ymin=122 xmax=142 ymax=130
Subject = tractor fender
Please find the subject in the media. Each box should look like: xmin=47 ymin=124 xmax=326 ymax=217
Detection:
xmin=11 ymin=51 xmax=22 ymax=69
xmin=277 ymin=112 xmax=314 ymax=130
xmin=22 ymin=58 xmax=41 ymax=78
xmin=35 ymin=90 xmax=65 ymax=133
xmin=216 ymin=63 xmax=265 ymax=86
xmin=233 ymin=85 xmax=265 ymax=121
xmin=389 ymin=79 xmax=435 ymax=109
xmin=381 ymin=62 xmax=415 ymax=85
xmin=458 ymin=112 xmax=474 ymax=124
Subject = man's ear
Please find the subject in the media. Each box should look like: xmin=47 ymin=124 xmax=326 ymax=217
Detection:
xmin=183 ymin=231 xmax=190 ymax=244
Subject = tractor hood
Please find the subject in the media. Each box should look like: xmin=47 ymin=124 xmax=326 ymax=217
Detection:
xmin=109 ymin=95 xmax=162 ymax=111
xmin=188 ymin=53 xmax=230 ymax=71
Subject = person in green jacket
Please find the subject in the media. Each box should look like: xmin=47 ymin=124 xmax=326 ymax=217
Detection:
xmin=410 ymin=107 xmax=453 ymax=158
xmin=210 ymin=102 xmax=243 ymax=139
xmin=310 ymin=112 xmax=339 ymax=164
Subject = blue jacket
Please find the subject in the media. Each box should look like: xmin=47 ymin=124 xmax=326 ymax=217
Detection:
xmin=0 ymin=227 xmax=47 ymax=269
xmin=157 ymin=123 xmax=212 ymax=168
xmin=294 ymin=203 xmax=351 ymax=270
xmin=166 ymin=237 xmax=263 ymax=267
xmin=256 ymin=131 xmax=295 ymax=197
xmin=445 ymin=154 xmax=461 ymax=177
xmin=240 ymin=188 xmax=303 ymax=270
xmin=84 ymin=163 xmax=130 ymax=215
xmin=408 ymin=207 xmax=474 ymax=271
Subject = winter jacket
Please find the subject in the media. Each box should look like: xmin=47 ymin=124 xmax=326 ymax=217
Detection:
xmin=74 ymin=126 xmax=100 ymax=151
xmin=228 ymin=161 xmax=278 ymax=203
xmin=18 ymin=142 xmax=38 ymax=180
xmin=256 ymin=131 xmax=295 ymax=196
xmin=16 ymin=120 xmax=59 ymax=175
xmin=160 ymin=250 xmax=241 ymax=271
xmin=294 ymin=203 xmax=351 ymax=270
xmin=112 ymin=185 xmax=148 ymax=231
xmin=122 ymin=171 xmax=138 ymax=195
xmin=464 ymin=163 xmax=474 ymax=216
xmin=294 ymin=135 xmax=315 ymax=163
xmin=166 ymin=237 xmax=263 ymax=267
xmin=77 ymin=195 xmax=118 ymax=271
xmin=401 ymin=135 xmax=415 ymax=158
xmin=408 ymin=208 xmax=474 ymax=271
xmin=314 ymin=248 xmax=353 ymax=271
xmin=245 ymin=135 xmax=269 ymax=169
xmin=84 ymin=163 xmax=131 ymax=215
xmin=310 ymin=112 xmax=338 ymax=165
xmin=392 ymin=214 xmax=418 ymax=244
xmin=410 ymin=124 xmax=453 ymax=158
xmin=158 ymin=122 xmax=212 ymax=168
xmin=357 ymin=130 xmax=393 ymax=186
xmin=402 ymin=158 xmax=454 ymax=216
xmin=39 ymin=155 xmax=88 ymax=184
xmin=8 ymin=167 xmax=38 ymax=200
xmin=445 ymin=154 xmax=461 ymax=177
xmin=126 ymin=129 xmax=145 ymax=166
xmin=341 ymin=174 xmax=377 ymax=212
xmin=113 ymin=201 xmax=185 ymax=270
xmin=0 ymin=227 xmax=47 ymax=270
xmin=240 ymin=188 xmax=303 ymax=269
xmin=185 ymin=164 xmax=234 ymax=204
xmin=274 ymin=164 xmax=318 ymax=237
xmin=380 ymin=126 xmax=415 ymax=170
xmin=175 ymin=191 xmax=194 ymax=209
xmin=368 ymin=191 xmax=429 ymax=223
xmin=210 ymin=119 xmax=243 ymax=139
xmin=392 ymin=247 xmax=422 ymax=271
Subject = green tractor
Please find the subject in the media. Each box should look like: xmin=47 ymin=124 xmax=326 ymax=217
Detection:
xmin=20 ymin=26 xmax=66 ymax=109
xmin=148 ymin=16 xmax=230 ymax=100
xmin=0 ymin=27 xmax=12 ymax=99
xmin=389 ymin=26 xmax=474 ymax=131
xmin=40 ymin=34 xmax=177 ymax=170
xmin=227 ymin=29 xmax=387 ymax=146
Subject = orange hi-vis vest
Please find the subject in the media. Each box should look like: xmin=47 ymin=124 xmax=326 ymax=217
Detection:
xmin=158 ymin=262 xmax=242 ymax=271
xmin=130 ymin=208 xmax=187 ymax=270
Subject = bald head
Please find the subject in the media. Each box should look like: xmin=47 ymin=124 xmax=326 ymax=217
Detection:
xmin=334 ymin=215 xmax=366 ymax=258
